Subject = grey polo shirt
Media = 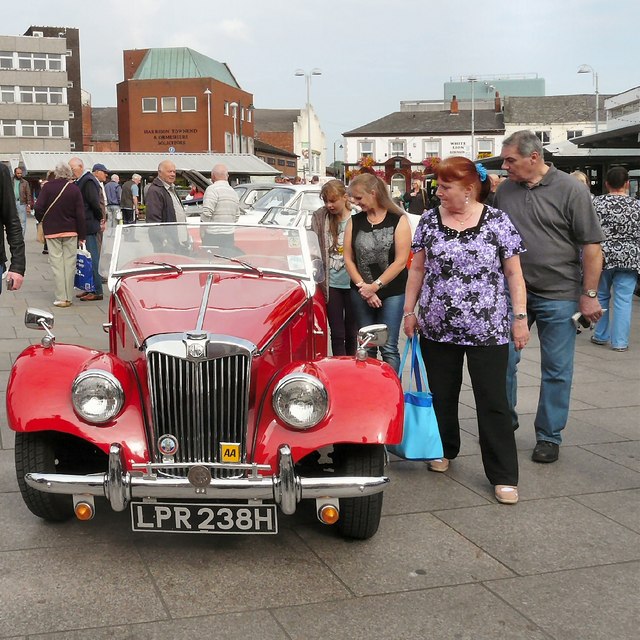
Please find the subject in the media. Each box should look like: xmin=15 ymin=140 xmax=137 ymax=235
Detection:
xmin=494 ymin=164 xmax=603 ymax=300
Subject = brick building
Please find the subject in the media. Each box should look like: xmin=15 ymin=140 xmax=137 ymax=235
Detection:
xmin=254 ymin=139 xmax=298 ymax=178
xmin=116 ymin=47 xmax=253 ymax=154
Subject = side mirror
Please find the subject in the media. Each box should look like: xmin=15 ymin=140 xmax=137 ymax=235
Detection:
xmin=25 ymin=307 xmax=54 ymax=330
xmin=356 ymin=324 xmax=388 ymax=361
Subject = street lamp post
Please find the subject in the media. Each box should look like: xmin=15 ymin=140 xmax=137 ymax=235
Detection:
xmin=468 ymin=75 xmax=477 ymax=160
xmin=204 ymin=88 xmax=212 ymax=154
xmin=229 ymin=101 xmax=238 ymax=153
xmin=295 ymin=68 xmax=321 ymax=181
xmin=577 ymin=64 xmax=599 ymax=132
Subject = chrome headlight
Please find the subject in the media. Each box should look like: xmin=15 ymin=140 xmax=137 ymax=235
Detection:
xmin=273 ymin=373 xmax=328 ymax=429
xmin=72 ymin=370 xmax=124 ymax=424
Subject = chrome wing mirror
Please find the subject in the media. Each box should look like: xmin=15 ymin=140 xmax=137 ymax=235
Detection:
xmin=25 ymin=307 xmax=56 ymax=348
xmin=356 ymin=324 xmax=388 ymax=361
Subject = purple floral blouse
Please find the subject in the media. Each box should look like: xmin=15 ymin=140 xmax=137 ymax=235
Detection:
xmin=412 ymin=205 xmax=525 ymax=346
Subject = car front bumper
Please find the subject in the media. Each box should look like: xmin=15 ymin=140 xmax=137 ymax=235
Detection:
xmin=24 ymin=443 xmax=389 ymax=515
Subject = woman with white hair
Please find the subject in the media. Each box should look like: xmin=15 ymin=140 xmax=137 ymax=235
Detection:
xmin=34 ymin=162 xmax=86 ymax=307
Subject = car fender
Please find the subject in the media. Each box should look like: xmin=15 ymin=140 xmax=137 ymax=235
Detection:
xmin=7 ymin=345 xmax=149 ymax=464
xmin=253 ymin=357 xmax=404 ymax=467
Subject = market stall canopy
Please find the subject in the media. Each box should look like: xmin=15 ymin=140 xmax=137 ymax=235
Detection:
xmin=19 ymin=152 xmax=280 ymax=177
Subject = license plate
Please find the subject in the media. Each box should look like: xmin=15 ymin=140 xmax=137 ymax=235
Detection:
xmin=130 ymin=502 xmax=278 ymax=534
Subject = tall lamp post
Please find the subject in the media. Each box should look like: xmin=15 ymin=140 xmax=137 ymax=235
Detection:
xmin=204 ymin=88 xmax=212 ymax=154
xmin=577 ymin=64 xmax=599 ymax=132
xmin=295 ymin=68 xmax=322 ymax=180
xmin=468 ymin=75 xmax=477 ymax=160
xmin=229 ymin=101 xmax=238 ymax=153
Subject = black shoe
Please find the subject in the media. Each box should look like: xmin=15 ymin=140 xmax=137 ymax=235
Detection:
xmin=42 ymin=249 xmax=48 ymax=254
xmin=532 ymin=441 xmax=559 ymax=463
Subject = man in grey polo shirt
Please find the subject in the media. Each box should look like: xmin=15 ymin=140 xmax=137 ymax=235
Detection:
xmin=494 ymin=130 xmax=604 ymax=463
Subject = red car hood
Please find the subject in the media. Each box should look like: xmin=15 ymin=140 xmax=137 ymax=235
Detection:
xmin=114 ymin=271 xmax=308 ymax=350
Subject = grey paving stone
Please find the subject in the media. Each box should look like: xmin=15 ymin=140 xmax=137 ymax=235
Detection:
xmin=136 ymin=528 xmax=350 ymax=617
xmin=273 ymin=583 xmax=548 ymax=640
xmin=571 ymin=379 xmax=640 ymax=409
xmin=296 ymin=512 xmax=513 ymax=597
xmin=573 ymin=489 xmax=640 ymax=533
xmin=0 ymin=449 xmax=17 ymax=492
xmin=435 ymin=497 xmax=640 ymax=575
xmin=574 ymin=406 xmax=640 ymax=440
xmin=0 ymin=544 xmax=167 ymax=637
xmin=383 ymin=459 xmax=490 ymax=514
xmin=29 ymin=611 xmax=289 ymax=640
xmin=486 ymin=562 xmax=640 ymax=640
xmin=444 ymin=447 xmax=640 ymax=501
xmin=580 ymin=440 xmax=640 ymax=473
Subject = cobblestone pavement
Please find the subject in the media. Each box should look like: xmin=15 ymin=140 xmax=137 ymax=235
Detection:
xmin=1 ymin=221 xmax=639 ymax=639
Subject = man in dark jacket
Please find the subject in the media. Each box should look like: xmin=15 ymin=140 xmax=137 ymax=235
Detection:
xmin=0 ymin=164 xmax=26 ymax=294
xmin=69 ymin=157 xmax=105 ymax=301
xmin=146 ymin=160 xmax=186 ymax=253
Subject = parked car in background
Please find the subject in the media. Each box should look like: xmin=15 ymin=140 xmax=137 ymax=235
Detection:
xmin=244 ymin=185 xmax=323 ymax=223
xmin=234 ymin=182 xmax=276 ymax=213
xmin=10 ymin=222 xmax=404 ymax=539
xmin=259 ymin=206 xmax=313 ymax=230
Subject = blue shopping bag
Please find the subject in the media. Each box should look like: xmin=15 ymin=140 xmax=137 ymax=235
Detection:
xmin=387 ymin=335 xmax=443 ymax=460
xmin=74 ymin=247 xmax=94 ymax=292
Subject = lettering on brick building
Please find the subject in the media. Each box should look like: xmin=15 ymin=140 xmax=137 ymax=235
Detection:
xmin=143 ymin=128 xmax=199 ymax=147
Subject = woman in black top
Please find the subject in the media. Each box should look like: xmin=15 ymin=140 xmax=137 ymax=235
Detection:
xmin=344 ymin=173 xmax=412 ymax=372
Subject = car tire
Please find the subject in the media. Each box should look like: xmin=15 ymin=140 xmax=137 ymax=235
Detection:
xmin=15 ymin=432 xmax=74 ymax=521
xmin=334 ymin=444 xmax=384 ymax=540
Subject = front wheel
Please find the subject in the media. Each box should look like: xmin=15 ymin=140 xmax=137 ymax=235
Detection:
xmin=334 ymin=444 xmax=385 ymax=540
xmin=14 ymin=432 xmax=74 ymax=521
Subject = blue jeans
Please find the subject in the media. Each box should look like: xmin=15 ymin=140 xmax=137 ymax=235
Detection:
xmin=593 ymin=268 xmax=638 ymax=349
xmin=507 ymin=293 xmax=577 ymax=445
xmin=350 ymin=290 xmax=404 ymax=373
xmin=16 ymin=202 xmax=27 ymax=237
xmin=84 ymin=233 xmax=103 ymax=296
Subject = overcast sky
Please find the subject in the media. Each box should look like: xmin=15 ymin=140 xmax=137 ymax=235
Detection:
xmin=4 ymin=0 xmax=639 ymax=161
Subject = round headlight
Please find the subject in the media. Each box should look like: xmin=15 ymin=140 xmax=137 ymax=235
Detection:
xmin=72 ymin=370 xmax=124 ymax=424
xmin=273 ymin=373 xmax=328 ymax=429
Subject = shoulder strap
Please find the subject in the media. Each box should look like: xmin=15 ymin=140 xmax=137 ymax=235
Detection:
xmin=41 ymin=181 xmax=70 ymax=223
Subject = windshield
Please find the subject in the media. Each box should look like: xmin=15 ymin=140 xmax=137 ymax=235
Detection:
xmin=109 ymin=222 xmax=323 ymax=285
xmin=251 ymin=187 xmax=295 ymax=210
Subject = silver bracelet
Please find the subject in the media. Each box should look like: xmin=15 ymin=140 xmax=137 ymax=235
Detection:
xmin=403 ymin=312 xmax=415 ymax=319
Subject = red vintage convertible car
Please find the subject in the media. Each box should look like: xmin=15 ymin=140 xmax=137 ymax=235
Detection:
xmin=8 ymin=222 xmax=403 ymax=539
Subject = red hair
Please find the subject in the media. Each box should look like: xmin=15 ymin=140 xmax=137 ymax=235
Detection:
xmin=434 ymin=156 xmax=491 ymax=203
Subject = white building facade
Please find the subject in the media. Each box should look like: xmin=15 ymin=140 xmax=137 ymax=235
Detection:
xmin=0 ymin=33 xmax=71 ymax=165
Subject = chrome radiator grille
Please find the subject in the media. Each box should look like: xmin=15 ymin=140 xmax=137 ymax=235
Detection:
xmin=147 ymin=347 xmax=251 ymax=477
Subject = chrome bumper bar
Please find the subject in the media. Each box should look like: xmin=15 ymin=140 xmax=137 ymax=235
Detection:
xmin=24 ymin=443 xmax=389 ymax=515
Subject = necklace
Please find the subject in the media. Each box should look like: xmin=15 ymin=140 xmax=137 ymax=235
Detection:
xmin=450 ymin=210 xmax=475 ymax=227
xmin=367 ymin=213 xmax=384 ymax=228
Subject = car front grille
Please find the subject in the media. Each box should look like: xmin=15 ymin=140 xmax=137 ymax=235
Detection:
xmin=146 ymin=340 xmax=252 ymax=478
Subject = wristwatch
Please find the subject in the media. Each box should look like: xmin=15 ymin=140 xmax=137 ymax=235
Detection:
xmin=582 ymin=289 xmax=597 ymax=298
xmin=514 ymin=313 xmax=527 ymax=320
xmin=374 ymin=279 xmax=384 ymax=289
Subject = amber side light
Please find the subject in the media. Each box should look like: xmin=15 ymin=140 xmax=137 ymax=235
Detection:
xmin=75 ymin=502 xmax=94 ymax=521
xmin=318 ymin=504 xmax=339 ymax=525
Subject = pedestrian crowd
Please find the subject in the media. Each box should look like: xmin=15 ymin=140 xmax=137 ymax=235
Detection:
xmin=1 ymin=128 xmax=638 ymax=507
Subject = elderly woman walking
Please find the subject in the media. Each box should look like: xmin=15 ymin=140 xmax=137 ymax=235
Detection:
xmin=35 ymin=161 xmax=86 ymax=307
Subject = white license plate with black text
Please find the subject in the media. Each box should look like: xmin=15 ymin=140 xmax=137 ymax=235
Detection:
xmin=131 ymin=501 xmax=278 ymax=534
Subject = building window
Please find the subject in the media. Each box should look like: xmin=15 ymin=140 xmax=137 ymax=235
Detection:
xmin=389 ymin=140 xmax=406 ymax=157
xmin=0 ymin=86 xmax=15 ymax=103
xmin=247 ymin=109 xmax=252 ymax=123
xmin=266 ymin=157 xmax=276 ymax=165
xmin=0 ymin=119 xmax=17 ymax=136
xmin=358 ymin=140 xmax=374 ymax=158
xmin=224 ymin=101 xmax=229 ymax=116
xmin=277 ymin=159 xmax=285 ymax=166
xmin=142 ymin=97 xmax=157 ymax=113
xmin=16 ymin=52 xmax=63 ymax=71
xmin=567 ymin=130 xmax=583 ymax=140
xmin=534 ymin=130 xmax=550 ymax=144
xmin=161 ymin=97 xmax=177 ymax=112
xmin=225 ymin=132 xmax=233 ymax=153
xmin=423 ymin=139 xmax=441 ymax=158
xmin=181 ymin=96 xmax=196 ymax=112
xmin=286 ymin=160 xmax=296 ymax=167
xmin=0 ymin=52 xmax=13 ymax=69
xmin=17 ymin=86 xmax=65 ymax=104
xmin=29 ymin=120 xmax=65 ymax=137
xmin=477 ymin=139 xmax=494 ymax=158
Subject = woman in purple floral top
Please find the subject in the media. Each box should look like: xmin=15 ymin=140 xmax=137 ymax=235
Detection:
xmin=403 ymin=157 xmax=529 ymax=505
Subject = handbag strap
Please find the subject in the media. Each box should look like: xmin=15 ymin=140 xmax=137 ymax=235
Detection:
xmin=400 ymin=335 xmax=430 ymax=393
xmin=40 ymin=181 xmax=70 ymax=224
